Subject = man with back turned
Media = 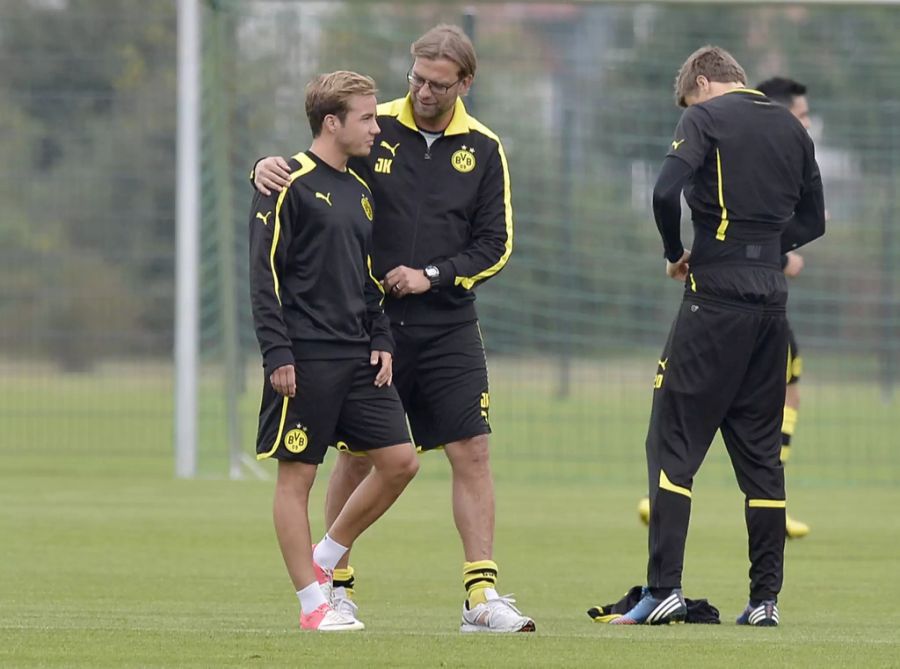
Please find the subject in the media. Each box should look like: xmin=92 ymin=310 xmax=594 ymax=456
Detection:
xmin=612 ymin=46 xmax=825 ymax=627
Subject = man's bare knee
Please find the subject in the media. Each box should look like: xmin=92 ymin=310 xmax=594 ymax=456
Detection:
xmin=275 ymin=460 xmax=316 ymax=499
xmin=446 ymin=434 xmax=491 ymax=474
xmin=785 ymin=384 xmax=800 ymax=410
xmin=397 ymin=450 xmax=419 ymax=483
xmin=371 ymin=444 xmax=419 ymax=489
xmin=334 ymin=451 xmax=373 ymax=484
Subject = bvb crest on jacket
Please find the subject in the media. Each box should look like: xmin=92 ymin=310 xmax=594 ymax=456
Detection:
xmin=361 ymin=194 xmax=374 ymax=221
xmin=451 ymin=145 xmax=476 ymax=173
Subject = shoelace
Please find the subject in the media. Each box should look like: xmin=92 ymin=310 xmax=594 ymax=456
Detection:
xmin=487 ymin=594 xmax=524 ymax=616
xmin=334 ymin=596 xmax=359 ymax=618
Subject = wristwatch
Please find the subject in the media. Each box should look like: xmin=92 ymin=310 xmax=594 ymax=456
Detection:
xmin=424 ymin=265 xmax=440 ymax=290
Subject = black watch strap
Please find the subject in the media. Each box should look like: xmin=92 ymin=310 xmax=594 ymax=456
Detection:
xmin=424 ymin=265 xmax=440 ymax=289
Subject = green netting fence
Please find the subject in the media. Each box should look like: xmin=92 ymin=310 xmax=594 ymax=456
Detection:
xmin=1 ymin=1 xmax=897 ymax=486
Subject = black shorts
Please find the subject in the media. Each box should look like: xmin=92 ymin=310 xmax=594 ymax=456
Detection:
xmin=392 ymin=321 xmax=491 ymax=451
xmin=255 ymin=358 xmax=410 ymax=464
xmin=786 ymin=323 xmax=802 ymax=385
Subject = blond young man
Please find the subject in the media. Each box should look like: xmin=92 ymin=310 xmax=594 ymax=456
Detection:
xmin=614 ymin=46 xmax=825 ymax=626
xmin=249 ymin=71 xmax=418 ymax=632
xmin=253 ymin=26 xmax=532 ymax=633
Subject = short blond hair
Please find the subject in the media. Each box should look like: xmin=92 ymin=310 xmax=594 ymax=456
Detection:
xmin=305 ymin=70 xmax=377 ymax=137
xmin=411 ymin=24 xmax=477 ymax=79
xmin=674 ymin=45 xmax=746 ymax=108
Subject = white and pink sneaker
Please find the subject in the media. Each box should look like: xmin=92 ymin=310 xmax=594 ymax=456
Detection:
xmin=300 ymin=603 xmax=365 ymax=631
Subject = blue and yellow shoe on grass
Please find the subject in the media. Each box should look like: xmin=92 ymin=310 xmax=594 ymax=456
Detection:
xmin=609 ymin=587 xmax=687 ymax=625
xmin=736 ymin=600 xmax=779 ymax=627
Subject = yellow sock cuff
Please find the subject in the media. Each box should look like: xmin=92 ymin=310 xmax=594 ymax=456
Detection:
xmin=463 ymin=560 xmax=498 ymax=601
xmin=333 ymin=566 xmax=355 ymax=595
xmin=780 ymin=445 xmax=792 ymax=463
xmin=782 ymin=406 xmax=798 ymax=436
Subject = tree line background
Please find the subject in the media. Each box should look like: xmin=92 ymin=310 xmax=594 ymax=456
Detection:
xmin=1 ymin=0 xmax=897 ymax=387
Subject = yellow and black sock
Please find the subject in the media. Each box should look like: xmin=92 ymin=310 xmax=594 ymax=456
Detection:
xmin=464 ymin=560 xmax=498 ymax=607
xmin=781 ymin=406 xmax=798 ymax=463
xmin=333 ymin=566 xmax=355 ymax=599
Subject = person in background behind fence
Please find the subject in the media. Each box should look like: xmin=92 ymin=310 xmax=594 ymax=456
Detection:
xmin=252 ymin=25 xmax=532 ymax=633
xmin=249 ymin=70 xmax=418 ymax=632
xmin=756 ymin=75 xmax=817 ymax=540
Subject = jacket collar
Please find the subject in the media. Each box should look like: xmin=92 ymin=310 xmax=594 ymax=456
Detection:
xmin=723 ymin=87 xmax=765 ymax=97
xmin=396 ymin=95 xmax=472 ymax=136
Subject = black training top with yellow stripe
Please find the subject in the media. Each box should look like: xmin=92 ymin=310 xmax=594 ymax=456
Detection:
xmin=663 ymin=88 xmax=824 ymax=268
xmin=347 ymin=95 xmax=513 ymax=325
xmin=249 ymin=151 xmax=392 ymax=373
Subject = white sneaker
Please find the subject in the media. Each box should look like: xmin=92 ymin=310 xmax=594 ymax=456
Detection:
xmin=460 ymin=594 xmax=536 ymax=633
xmin=333 ymin=591 xmax=362 ymax=625
xmin=300 ymin=603 xmax=365 ymax=631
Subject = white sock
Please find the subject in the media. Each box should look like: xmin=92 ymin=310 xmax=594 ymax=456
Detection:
xmin=313 ymin=534 xmax=349 ymax=571
xmin=484 ymin=588 xmax=500 ymax=601
xmin=297 ymin=581 xmax=327 ymax=614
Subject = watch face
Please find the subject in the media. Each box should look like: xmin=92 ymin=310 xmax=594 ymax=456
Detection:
xmin=425 ymin=266 xmax=439 ymax=278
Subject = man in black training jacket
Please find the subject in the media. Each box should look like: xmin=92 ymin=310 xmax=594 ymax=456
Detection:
xmin=249 ymin=71 xmax=418 ymax=632
xmin=611 ymin=46 xmax=825 ymax=627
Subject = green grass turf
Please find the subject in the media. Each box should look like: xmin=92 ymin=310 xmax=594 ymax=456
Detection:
xmin=2 ymin=361 xmax=899 ymax=666
xmin=3 ymin=451 xmax=900 ymax=667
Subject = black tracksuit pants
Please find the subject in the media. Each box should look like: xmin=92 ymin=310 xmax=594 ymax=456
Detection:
xmin=645 ymin=264 xmax=788 ymax=603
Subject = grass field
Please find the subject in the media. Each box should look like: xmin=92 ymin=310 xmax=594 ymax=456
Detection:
xmin=2 ymin=361 xmax=900 ymax=667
